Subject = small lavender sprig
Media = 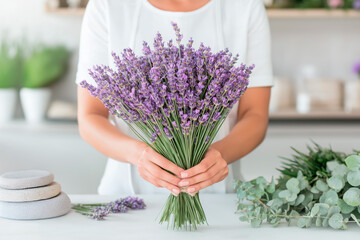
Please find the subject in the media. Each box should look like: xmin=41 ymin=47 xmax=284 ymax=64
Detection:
xmin=72 ymin=196 xmax=146 ymax=221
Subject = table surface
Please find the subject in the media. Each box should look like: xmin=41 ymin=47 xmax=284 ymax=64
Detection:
xmin=0 ymin=194 xmax=358 ymax=240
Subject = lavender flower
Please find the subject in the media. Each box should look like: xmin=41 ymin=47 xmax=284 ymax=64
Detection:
xmin=118 ymin=196 xmax=146 ymax=210
xmin=91 ymin=206 xmax=110 ymax=220
xmin=80 ymin=22 xmax=253 ymax=231
xmin=72 ymin=196 xmax=146 ymax=221
xmin=353 ymin=60 xmax=360 ymax=77
xmin=354 ymin=0 xmax=360 ymax=9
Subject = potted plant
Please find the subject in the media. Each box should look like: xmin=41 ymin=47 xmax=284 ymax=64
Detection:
xmin=0 ymin=40 xmax=22 ymax=123
xmin=20 ymin=45 xmax=69 ymax=123
xmin=344 ymin=60 xmax=360 ymax=112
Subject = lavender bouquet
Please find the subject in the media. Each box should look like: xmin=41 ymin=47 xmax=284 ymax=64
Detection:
xmin=80 ymin=22 xmax=253 ymax=230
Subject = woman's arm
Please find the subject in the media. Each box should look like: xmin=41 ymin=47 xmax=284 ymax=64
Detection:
xmin=212 ymin=87 xmax=271 ymax=163
xmin=77 ymin=87 xmax=184 ymax=196
xmin=177 ymin=87 xmax=271 ymax=194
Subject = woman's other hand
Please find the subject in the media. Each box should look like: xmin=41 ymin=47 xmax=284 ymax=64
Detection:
xmin=177 ymin=148 xmax=229 ymax=195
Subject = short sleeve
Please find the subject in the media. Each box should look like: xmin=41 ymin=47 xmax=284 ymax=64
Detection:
xmin=246 ymin=0 xmax=273 ymax=88
xmin=75 ymin=0 xmax=109 ymax=86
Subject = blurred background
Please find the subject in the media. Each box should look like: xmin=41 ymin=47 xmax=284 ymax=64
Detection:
xmin=0 ymin=0 xmax=360 ymax=194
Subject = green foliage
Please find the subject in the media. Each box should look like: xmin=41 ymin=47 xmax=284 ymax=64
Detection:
xmin=277 ymin=142 xmax=346 ymax=181
xmin=23 ymin=45 xmax=69 ymax=88
xmin=293 ymin=0 xmax=327 ymax=9
xmin=235 ymin=151 xmax=360 ymax=230
xmin=270 ymin=0 xmax=353 ymax=9
xmin=0 ymin=40 xmax=22 ymax=88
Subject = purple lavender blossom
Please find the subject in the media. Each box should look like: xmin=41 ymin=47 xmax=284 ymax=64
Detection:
xmin=354 ymin=0 xmax=360 ymax=9
xmin=353 ymin=60 xmax=360 ymax=77
xmin=90 ymin=206 xmax=110 ymax=220
xmin=118 ymin=196 xmax=146 ymax=210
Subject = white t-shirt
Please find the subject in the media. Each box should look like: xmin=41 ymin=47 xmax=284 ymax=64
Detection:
xmin=76 ymin=0 xmax=273 ymax=195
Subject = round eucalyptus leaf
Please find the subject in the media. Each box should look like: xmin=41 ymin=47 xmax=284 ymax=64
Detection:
xmin=290 ymin=210 xmax=300 ymax=217
xmin=297 ymin=217 xmax=307 ymax=228
xmin=327 ymin=161 xmax=340 ymax=172
xmin=347 ymin=170 xmax=360 ymax=187
xmin=255 ymin=176 xmax=267 ymax=189
xmin=345 ymin=155 xmax=360 ymax=171
xmin=288 ymin=192 xmax=298 ymax=202
xmin=316 ymin=179 xmax=329 ymax=192
xmin=311 ymin=204 xmax=320 ymax=216
xmin=302 ymin=192 xmax=314 ymax=206
xmin=343 ymin=188 xmax=360 ymax=207
xmin=237 ymin=190 xmax=246 ymax=199
xmin=332 ymin=164 xmax=349 ymax=177
xmin=318 ymin=203 xmax=330 ymax=216
xmin=286 ymin=178 xmax=300 ymax=194
xmin=310 ymin=186 xmax=320 ymax=194
xmin=323 ymin=190 xmax=338 ymax=206
xmin=266 ymin=177 xmax=275 ymax=193
xmin=338 ymin=199 xmax=355 ymax=214
xmin=327 ymin=206 xmax=341 ymax=217
xmin=279 ymin=190 xmax=291 ymax=199
xmin=328 ymin=213 xmax=343 ymax=229
xmin=327 ymin=175 xmax=345 ymax=192
xmin=294 ymin=194 xmax=305 ymax=206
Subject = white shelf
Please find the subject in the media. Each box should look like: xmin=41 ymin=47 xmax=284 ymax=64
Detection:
xmin=270 ymin=110 xmax=360 ymax=120
xmin=267 ymin=9 xmax=360 ymax=18
xmin=45 ymin=7 xmax=360 ymax=18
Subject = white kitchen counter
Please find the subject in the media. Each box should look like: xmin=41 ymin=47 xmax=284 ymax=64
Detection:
xmin=0 ymin=194 xmax=358 ymax=240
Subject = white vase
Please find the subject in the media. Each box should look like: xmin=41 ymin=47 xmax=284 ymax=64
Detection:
xmin=67 ymin=0 xmax=81 ymax=9
xmin=344 ymin=80 xmax=360 ymax=112
xmin=47 ymin=0 xmax=60 ymax=10
xmin=0 ymin=89 xmax=17 ymax=123
xmin=20 ymin=88 xmax=52 ymax=123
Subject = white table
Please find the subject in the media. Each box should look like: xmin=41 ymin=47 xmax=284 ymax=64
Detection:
xmin=0 ymin=194 xmax=358 ymax=240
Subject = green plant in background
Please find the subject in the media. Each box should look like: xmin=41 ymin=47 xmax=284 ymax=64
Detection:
xmin=277 ymin=142 xmax=346 ymax=181
xmin=23 ymin=45 xmax=69 ymax=88
xmin=235 ymin=144 xmax=360 ymax=229
xmin=293 ymin=0 xmax=327 ymax=9
xmin=270 ymin=0 xmax=357 ymax=9
xmin=0 ymin=40 xmax=22 ymax=89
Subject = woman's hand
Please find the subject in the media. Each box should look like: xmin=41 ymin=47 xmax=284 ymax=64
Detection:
xmin=177 ymin=148 xmax=229 ymax=195
xmin=135 ymin=143 xmax=184 ymax=196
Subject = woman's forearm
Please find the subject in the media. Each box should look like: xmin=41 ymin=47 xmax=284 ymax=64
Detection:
xmin=211 ymin=112 xmax=268 ymax=164
xmin=78 ymin=113 xmax=143 ymax=165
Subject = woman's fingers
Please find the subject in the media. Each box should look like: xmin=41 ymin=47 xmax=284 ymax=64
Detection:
xmin=185 ymin=167 xmax=229 ymax=194
xmin=144 ymin=160 xmax=181 ymax=186
xmin=180 ymin=153 xmax=218 ymax=178
xmin=143 ymin=147 xmax=184 ymax=177
xmin=178 ymin=161 xmax=225 ymax=187
xmin=140 ymin=168 xmax=181 ymax=196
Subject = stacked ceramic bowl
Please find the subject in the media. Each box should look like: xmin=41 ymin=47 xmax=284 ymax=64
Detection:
xmin=0 ymin=170 xmax=71 ymax=220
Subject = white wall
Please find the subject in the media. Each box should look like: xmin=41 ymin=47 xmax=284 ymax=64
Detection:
xmin=0 ymin=0 xmax=359 ymax=104
xmin=270 ymin=18 xmax=360 ymax=81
